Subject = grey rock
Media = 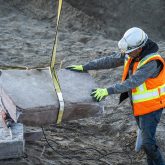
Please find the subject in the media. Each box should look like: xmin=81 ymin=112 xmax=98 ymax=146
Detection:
xmin=0 ymin=121 xmax=24 ymax=160
xmin=0 ymin=68 xmax=103 ymax=126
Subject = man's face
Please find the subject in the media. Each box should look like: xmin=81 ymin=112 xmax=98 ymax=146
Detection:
xmin=127 ymin=48 xmax=142 ymax=59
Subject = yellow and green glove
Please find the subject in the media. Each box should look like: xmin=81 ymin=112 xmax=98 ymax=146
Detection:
xmin=90 ymin=88 xmax=109 ymax=102
xmin=66 ymin=65 xmax=85 ymax=72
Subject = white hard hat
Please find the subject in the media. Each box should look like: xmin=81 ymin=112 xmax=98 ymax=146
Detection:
xmin=118 ymin=27 xmax=148 ymax=53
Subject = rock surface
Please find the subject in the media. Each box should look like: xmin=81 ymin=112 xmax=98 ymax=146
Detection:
xmin=0 ymin=120 xmax=24 ymax=160
xmin=0 ymin=69 xmax=102 ymax=126
xmin=0 ymin=0 xmax=165 ymax=164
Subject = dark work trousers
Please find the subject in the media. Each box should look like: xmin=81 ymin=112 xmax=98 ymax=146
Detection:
xmin=135 ymin=109 xmax=165 ymax=165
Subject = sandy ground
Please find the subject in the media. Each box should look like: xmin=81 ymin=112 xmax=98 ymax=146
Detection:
xmin=0 ymin=0 xmax=165 ymax=164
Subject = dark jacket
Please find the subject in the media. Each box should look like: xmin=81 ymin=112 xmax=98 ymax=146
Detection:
xmin=83 ymin=39 xmax=162 ymax=103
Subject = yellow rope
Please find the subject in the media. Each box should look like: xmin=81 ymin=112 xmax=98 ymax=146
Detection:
xmin=0 ymin=0 xmax=64 ymax=125
xmin=50 ymin=0 xmax=64 ymax=124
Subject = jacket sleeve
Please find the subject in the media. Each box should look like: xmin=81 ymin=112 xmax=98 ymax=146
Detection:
xmin=107 ymin=60 xmax=162 ymax=94
xmin=83 ymin=52 xmax=125 ymax=71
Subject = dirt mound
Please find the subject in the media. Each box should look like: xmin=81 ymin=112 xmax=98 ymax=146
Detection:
xmin=65 ymin=0 xmax=165 ymax=41
xmin=4 ymin=0 xmax=165 ymax=41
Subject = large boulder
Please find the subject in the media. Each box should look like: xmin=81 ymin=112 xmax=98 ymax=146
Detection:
xmin=0 ymin=68 xmax=103 ymax=126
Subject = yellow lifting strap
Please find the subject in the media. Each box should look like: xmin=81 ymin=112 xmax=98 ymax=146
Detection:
xmin=0 ymin=65 xmax=28 ymax=70
xmin=0 ymin=0 xmax=64 ymax=124
xmin=50 ymin=0 xmax=64 ymax=124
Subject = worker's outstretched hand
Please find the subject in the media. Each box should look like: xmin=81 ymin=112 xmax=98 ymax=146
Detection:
xmin=90 ymin=88 xmax=109 ymax=102
xmin=65 ymin=65 xmax=86 ymax=72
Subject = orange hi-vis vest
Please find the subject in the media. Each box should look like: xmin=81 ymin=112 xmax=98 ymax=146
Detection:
xmin=122 ymin=53 xmax=165 ymax=116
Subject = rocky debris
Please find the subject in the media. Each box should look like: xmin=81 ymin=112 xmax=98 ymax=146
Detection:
xmin=24 ymin=127 xmax=43 ymax=142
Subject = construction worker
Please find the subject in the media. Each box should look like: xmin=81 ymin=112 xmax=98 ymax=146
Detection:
xmin=66 ymin=27 xmax=165 ymax=165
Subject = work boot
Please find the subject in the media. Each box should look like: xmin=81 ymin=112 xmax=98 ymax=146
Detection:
xmin=147 ymin=156 xmax=155 ymax=165
xmin=143 ymin=144 xmax=165 ymax=165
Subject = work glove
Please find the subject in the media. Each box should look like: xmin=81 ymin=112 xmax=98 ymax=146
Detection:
xmin=65 ymin=65 xmax=84 ymax=72
xmin=90 ymin=88 xmax=109 ymax=102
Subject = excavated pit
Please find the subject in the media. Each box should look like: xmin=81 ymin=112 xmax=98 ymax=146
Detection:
xmin=0 ymin=0 xmax=165 ymax=164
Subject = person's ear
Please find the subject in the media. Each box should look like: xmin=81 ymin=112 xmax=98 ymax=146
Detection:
xmin=137 ymin=47 xmax=143 ymax=53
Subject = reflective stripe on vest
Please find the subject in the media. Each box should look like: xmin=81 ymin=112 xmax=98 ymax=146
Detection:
xmin=122 ymin=53 xmax=165 ymax=116
xmin=137 ymin=54 xmax=161 ymax=69
xmin=133 ymin=82 xmax=165 ymax=103
xmin=122 ymin=55 xmax=132 ymax=81
xmin=160 ymin=84 xmax=165 ymax=95
xmin=132 ymin=54 xmax=163 ymax=103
